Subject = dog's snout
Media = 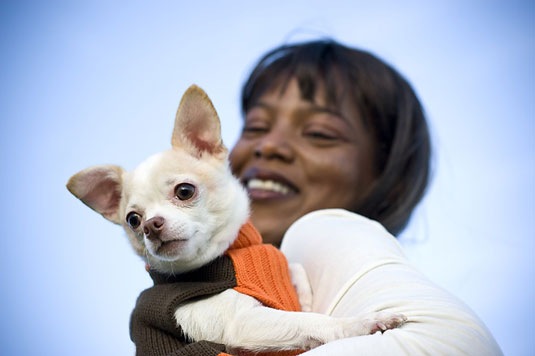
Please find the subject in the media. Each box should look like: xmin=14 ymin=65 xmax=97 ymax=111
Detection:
xmin=143 ymin=217 xmax=165 ymax=240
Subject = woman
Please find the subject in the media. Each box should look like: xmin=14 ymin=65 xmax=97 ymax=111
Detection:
xmin=132 ymin=39 xmax=502 ymax=355
xmin=229 ymin=39 xmax=501 ymax=355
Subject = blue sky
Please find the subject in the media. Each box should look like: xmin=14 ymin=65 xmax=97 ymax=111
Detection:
xmin=1 ymin=1 xmax=533 ymax=355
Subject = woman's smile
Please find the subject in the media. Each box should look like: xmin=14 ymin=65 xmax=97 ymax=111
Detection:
xmin=242 ymin=167 xmax=299 ymax=200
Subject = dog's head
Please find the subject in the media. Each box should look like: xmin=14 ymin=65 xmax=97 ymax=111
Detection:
xmin=67 ymin=85 xmax=249 ymax=274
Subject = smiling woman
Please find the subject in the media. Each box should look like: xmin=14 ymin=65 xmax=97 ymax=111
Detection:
xmin=230 ymin=39 xmax=430 ymax=246
xmin=228 ymin=39 xmax=501 ymax=355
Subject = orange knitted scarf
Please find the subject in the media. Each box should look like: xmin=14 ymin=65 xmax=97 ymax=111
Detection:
xmin=226 ymin=221 xmax=301 ymax=312
xmin=220 ymin=221 xmax=303 ymax=356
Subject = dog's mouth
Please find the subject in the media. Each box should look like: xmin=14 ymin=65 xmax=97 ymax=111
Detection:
xmin=150 ymin=239 xmax=188 ymax=258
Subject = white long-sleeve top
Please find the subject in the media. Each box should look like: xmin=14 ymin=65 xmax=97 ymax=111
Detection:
xmin=280 ymin=209 xmax=502 ymax=355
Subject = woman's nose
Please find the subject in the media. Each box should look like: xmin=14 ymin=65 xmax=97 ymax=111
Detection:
xmin=254 ymin=129 xmax=294 ymax=162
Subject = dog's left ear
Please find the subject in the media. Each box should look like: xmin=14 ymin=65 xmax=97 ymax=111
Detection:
xmin=66 ymin=165 xmax=124 ymax=225
xmin=172 ymin=84 xmax=226 ymax=157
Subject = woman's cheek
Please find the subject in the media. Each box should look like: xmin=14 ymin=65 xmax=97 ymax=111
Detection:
xmin=229 ymin=141 xmax=248 ymax=173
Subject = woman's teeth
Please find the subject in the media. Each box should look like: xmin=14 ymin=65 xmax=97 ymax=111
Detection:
xmin=247 ymin=178 xmax=291 ymax=194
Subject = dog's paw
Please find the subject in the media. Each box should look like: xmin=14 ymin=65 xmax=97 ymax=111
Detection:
xmin=359 ymin=312 xmax=407 ymax=334
xmin=337 ymin=312 xmax=407 ymax=338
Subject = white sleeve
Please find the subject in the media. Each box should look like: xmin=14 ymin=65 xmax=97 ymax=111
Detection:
xmin=280 ymin=209 xmax=502 ymax=356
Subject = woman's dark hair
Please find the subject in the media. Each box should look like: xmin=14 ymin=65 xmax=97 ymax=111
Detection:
xmin=241 ymin=39 xmax=431 ymax=235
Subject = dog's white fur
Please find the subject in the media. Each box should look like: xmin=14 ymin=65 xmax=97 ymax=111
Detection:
xmin=67 ymin=85 xmax=405 ymax=352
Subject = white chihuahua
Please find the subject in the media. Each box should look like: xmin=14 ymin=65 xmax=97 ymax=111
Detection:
xmin=67 ymin=85 xmax=406 ymax=354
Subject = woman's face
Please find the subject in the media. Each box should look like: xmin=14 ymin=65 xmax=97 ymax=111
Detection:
xmin=230 ymin=78 xmax=377 ymax=246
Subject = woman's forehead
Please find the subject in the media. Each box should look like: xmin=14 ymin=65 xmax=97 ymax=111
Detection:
xmin=254 ymin=77 xmax=360 ymax=121
xmin=255 ymin=75 xmax=333 ymax=107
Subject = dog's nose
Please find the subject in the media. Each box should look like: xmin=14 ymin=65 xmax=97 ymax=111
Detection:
xmin=143 ymin=217 xmax=165 ymax=240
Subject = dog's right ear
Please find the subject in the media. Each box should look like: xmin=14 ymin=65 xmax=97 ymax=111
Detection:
xmin=172 ymin=84 xmax=225 ymax=158
xmin=66 ymin=165 xmax=124 ymax=225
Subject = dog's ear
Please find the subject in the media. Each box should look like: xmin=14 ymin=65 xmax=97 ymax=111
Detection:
xmin=172 ymin=84 xmax=226 ymax=157
xmin=66 ymin=165 xmax=124 ymax=225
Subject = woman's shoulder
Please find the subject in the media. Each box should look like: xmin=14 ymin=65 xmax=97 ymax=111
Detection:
xmin=282 ymin=209 xmax=406 ymax=263
xmin=280 ymin=209 xmax=408 ymax=316
xmin=280 ymin=209 xmax=502 ymax=355
xmin=286 ymin=208 xmax=386 ymax=230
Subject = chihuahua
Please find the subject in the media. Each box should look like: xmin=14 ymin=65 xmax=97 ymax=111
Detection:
xmin=66 ymin=85 xmax=406 ymax=353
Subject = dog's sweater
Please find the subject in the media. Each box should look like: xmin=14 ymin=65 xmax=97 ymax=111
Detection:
xmin=130 ymin=221 xmax=302 ymax=356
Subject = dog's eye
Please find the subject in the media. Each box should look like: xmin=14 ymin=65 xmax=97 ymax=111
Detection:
xmin=126 ymin=212 xmax=142 ymax=229
xmin=175 ymin=183 xmax=195 ymax=201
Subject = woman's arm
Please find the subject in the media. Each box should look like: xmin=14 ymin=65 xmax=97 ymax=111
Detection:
xmin=281 ymin=209 xmax=502 ymax=355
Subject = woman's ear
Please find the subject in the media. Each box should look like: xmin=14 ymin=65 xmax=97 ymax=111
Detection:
xmin=171 ymin=84 xmax=226 ymax=158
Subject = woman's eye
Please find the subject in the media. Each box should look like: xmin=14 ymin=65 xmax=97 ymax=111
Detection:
xmin=175 ymin=183 xmax=196 ymax=201
xmin=305 ymin=131 xmax=337 ymax=140
xmin=242 ymin=112 xmax=270 ymax=135
xmin=242 ymin=123 xmax=269 ymax=134
xmin=244 ymin=126 xmax=267 ymax=132
xmin=126 ymin=212 xmax=142 ymax=230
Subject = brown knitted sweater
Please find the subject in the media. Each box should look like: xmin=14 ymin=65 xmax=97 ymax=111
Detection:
xmin=130 ymin=221 xmax=302 ymax=356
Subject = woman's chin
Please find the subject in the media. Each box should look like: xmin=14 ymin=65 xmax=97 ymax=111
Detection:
xmin=249 ymin=213 xmax=288 ymax=247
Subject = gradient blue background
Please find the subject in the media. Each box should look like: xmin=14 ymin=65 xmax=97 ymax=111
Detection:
xmin=1 ymin=1 xmax=533 ymax=355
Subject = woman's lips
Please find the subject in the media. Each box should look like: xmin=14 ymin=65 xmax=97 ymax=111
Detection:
xmin=247 ymin=179 xmax=296 ymax=200
xmin=241 ymin=168 xmax=298 ymax=201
